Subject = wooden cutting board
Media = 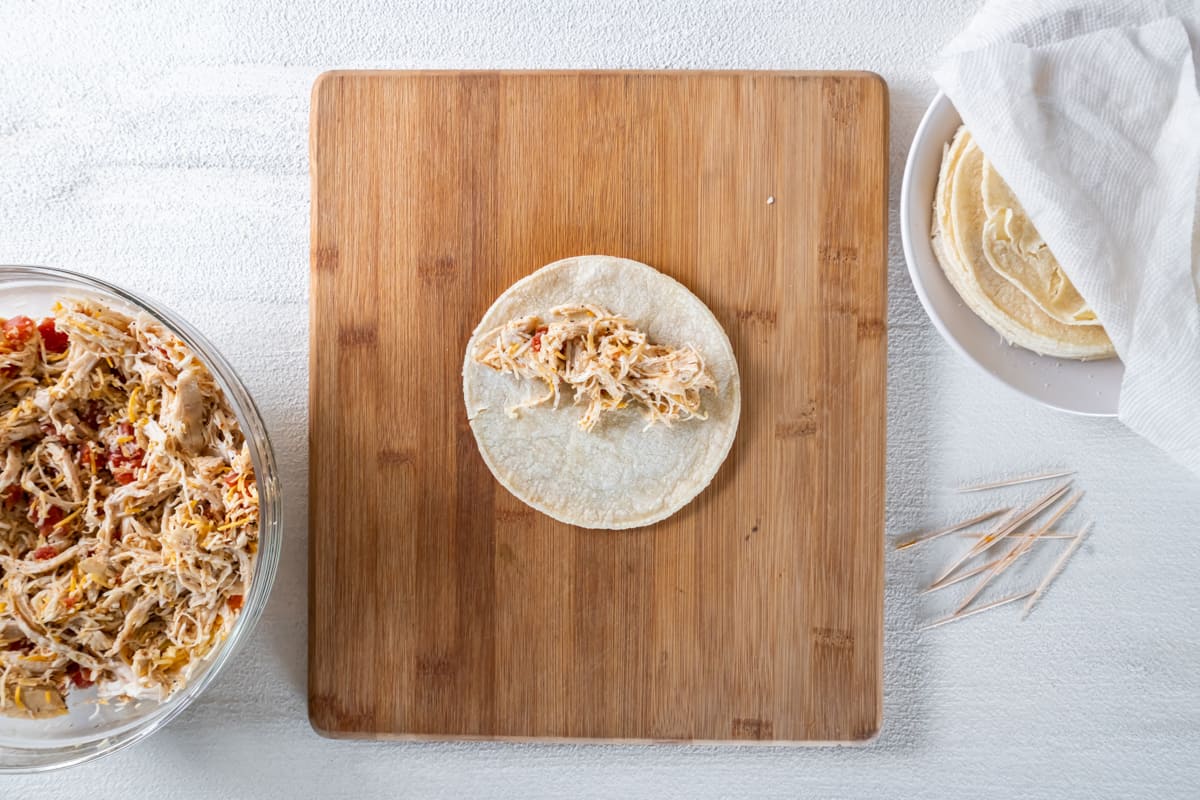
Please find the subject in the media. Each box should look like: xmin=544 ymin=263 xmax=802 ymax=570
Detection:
xmin=309 ymin=71 xmax=887 ymax=743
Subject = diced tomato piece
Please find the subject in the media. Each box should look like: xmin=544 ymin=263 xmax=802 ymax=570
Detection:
xmin=227 ymin=594 xmax=244 ymax=611
xmin=1 ymin=316 xmax=35 ymax=348
xmin=32 ymin=545 xmax=59 ymax=560
xmin=3 ymin=485 xmax=22 ymax=507
xmin=29 ymin=504 xmax=64 ymax=531
xmin=224 ymin=472 xmax=240 ymax=487
xmin=36 ymin=318 xmax=69 ymax=353
xmin=114 ymin=447 xmax=144 ymax=468
xmin=35 ymin=505 xmax=65 ymax=535
xmin=77 ymin=442 xmax=104 ymax=470
xmin=108 ymin=423 xmax=144 ymax=484
xmin=62 ymin=596 xmax=77 ymax=609
xmin=66 ymin=663 xmax=94 ymax=688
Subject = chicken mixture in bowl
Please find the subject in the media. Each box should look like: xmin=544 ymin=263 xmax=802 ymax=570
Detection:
xmin=0 ymin=299 xmax=258 ymax=719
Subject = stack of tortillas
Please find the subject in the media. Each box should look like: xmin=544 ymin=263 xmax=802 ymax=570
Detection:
xmin=931 ymin=126 xmax=1115 ymax=360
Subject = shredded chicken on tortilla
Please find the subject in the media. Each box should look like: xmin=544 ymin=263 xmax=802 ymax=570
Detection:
xmin=474 ymin=304 xmax=716 ymax=431
xmin=0 ymin=300 xmax=258 ymax=719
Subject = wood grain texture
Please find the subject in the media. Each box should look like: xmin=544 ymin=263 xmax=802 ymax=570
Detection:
xmin=308 ymin=71 xmax=887 ymax=743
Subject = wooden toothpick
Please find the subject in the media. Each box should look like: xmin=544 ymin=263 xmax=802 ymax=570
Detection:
xmin=954 ymin=470 xmax=1076 ymax=493
xmin=921 ymin=556 xmax=1003 ymax=594
xmin=925 ymin=533 xmax=1080 ymax=595
xmin=954 ymin=490 xmax=1083 ymax=614
xmin=1022 ymin=522 xmax=1092 ymax=620
xmin=921 ymin=591 xmax=1035 ymax=631
xmin=894 ymin=506 xmax=1011 ymax=550
xmin=930 ymin=481 xmax=1071 ymax=587
xmin=956 ymin=530 xmax=1077 ymax=541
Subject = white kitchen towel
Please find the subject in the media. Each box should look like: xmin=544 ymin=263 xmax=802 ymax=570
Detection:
xmin=933 ymin=0 xmax=1200 ymax=479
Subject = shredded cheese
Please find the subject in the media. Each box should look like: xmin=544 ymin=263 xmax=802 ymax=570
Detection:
xmin=127 ymin=385 xmax=140 ymax=422
xmin=52 ymin=507 xmax=83 ymax=529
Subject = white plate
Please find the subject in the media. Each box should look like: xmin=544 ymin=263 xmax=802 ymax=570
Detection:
xmin=899 ymin=93 xmax=1123 ymax=417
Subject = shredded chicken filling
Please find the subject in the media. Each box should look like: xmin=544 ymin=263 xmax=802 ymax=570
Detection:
xmin=0 ymin=300 xmax=258 ymax=719
xmin=474 ymin=304 xmax=715 ymax=431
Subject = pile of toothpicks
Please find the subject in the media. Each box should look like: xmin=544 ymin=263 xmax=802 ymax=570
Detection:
xmin=897 ymin=470 xmax=1091 ymax=631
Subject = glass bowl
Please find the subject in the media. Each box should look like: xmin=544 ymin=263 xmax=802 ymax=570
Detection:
xmin=0 ymin=265 xmax=281 ymax=772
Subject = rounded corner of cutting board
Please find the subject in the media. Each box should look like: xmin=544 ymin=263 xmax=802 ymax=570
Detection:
xmin=848 ymin=70 xmax=889 ymax=96
xmin=307 ymin=695 xmax=378 ymax=740
xmin=310 ymin=70 xmax=344 ymax=110
xmin=306 ymin=698 xmax=343 ymax=739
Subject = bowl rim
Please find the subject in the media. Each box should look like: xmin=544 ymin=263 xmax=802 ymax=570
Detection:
xmin=899 ymin=92 xmax=1121 ymax=418
xmin=0 ymin=264 xmax=282 ymax=772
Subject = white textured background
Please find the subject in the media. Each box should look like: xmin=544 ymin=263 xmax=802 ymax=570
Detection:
xmin=2 ymin=1 xmax=1199 ymax=797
